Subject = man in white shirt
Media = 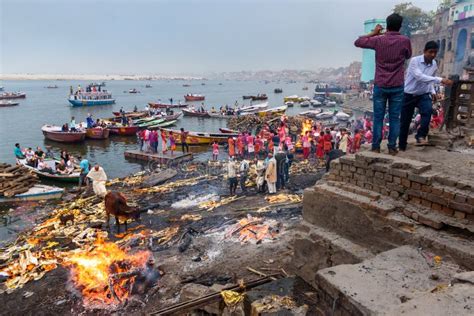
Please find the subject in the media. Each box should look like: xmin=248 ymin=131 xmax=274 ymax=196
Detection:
xmin=227 ymin=158 xmax=238 ymax=196
xmin=399 ymin=41 xmax=453 ymax=150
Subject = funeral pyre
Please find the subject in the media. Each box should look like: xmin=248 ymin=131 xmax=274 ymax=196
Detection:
xmin=0 ymin=160 xmax=320 ymax=313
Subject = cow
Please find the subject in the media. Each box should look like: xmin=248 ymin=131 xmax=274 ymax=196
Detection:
xmin=104 ymin=191 xmax=141 ymax=233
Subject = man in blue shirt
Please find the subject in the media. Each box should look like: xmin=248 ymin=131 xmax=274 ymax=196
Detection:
xmin=14 ymin=143 xmax=25 ymax=159
xmin=399 ymin=41 xmax=453 ymax=150
xmin=78 ymin=155 xmax=90 ymax=187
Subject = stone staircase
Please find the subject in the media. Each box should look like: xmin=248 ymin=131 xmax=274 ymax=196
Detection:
xmin=292 ymin=151 xmax=474 ymax=315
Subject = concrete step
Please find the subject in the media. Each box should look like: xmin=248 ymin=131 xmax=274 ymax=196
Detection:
xmin=292 ymin=222 xmax=374 ymax=289
xmin=314 ymin=246 xmax=471 ymax=316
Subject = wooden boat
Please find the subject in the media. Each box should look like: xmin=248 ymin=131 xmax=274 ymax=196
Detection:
xmin=242 ymin=95 xmax=253 ymax=100
xmin=0 ymin=184 xmax=63 ymax=203
xmin=41 ymin=125 xmax=86 ymax=143
xmin=86 ymin=127 xmax=110 ymax=139
xmin=208 ymin=113 xmax=235 ymax=119
xmin=240 ymin=102 xmax=269 ymax=113
xmin=129 ymin=88 xmax=139 ymax=93
xmin=302 ymin=86 xmax=309 ymax=90
xmin=184 ymin=94 xmax=205 ymax=101
xmin=0 ymin=100 xmax=19 ymax=107
xmin=161 ymin=128 xmax=238 ymax=145
xmin=274 ymin=88 xmax=283 ymax=93
xmin=112 ymin=110 xmax=148 ymax=119
xmin=68 ymin=91 xmax=115 ymax=107
xmin=284 ymin=95 xmax=300 ymax=102
xmin=46 ymin=85 xmax=58 ymax=89
xmin=182 ymin=108 xmax=210 ymax=118
xmin=0 ymin=92 xmax=26 ymax=100
xmin=341 ymin=108 xmax=354 ymax=116
xmin=284 ymin=101 xmax=294 ymax=107
xmin=148 ymin=102 xmax=188 ymax=109
xmin=299 ymin=109 xmax=322 ymax=118
xmin=19 ymin=159 xmax=80 ymax=183
xmin=335 ymin=111 xmax=351 ymax=121
xmin=300 ymin=101 xmax=311 ymax=107
xmin=257 ymin=105 xmax=287 ymax=118
xmin=251 ymin=94 xmax=268 ymax=101
xmin=314 ymin=111 xmax=334 ymax=120
xmin=219 ymin=128 xmax=239 ymax=134
xmin=145 ymin=84 xmax=152 ymax=88
xmin=138 ymin=118 xmax=166 ymax=128
xmin=183 ymin=84 xmax=191 ymax=87
xmin=148 ymin=119 xmax=178 ymax=130
xmin=107 ymin=124 xmax=140 ymax=136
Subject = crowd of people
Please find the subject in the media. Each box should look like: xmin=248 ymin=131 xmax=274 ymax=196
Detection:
xmin=137 ymin=128 xmax=178 ymax=155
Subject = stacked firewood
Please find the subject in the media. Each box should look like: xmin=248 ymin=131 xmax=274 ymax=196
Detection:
xmin=0 ymin=163 xmax=38 ymax=197
xmin=227 ymin=115 xmax=307 ymax=134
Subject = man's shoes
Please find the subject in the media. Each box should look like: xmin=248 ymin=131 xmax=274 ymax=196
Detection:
xmin=388 ymin=148 xmax=398 ymax=156
xmin=371 ymin=148 xmax=381 ymax=153
xmin=399 ymin=146 xmax=406 ymax=152
xmin=415 ymin=137 xmax=429 ymax=146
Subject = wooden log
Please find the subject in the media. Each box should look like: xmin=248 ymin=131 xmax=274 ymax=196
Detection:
xmin=0 ymin=173 xmax=15 ymax=177
xmin=4 ymin=186 xmax=30 ymax=197
xmin=3 ymin=165 xmax=21 ymax=173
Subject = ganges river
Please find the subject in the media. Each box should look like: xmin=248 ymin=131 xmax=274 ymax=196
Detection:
xmin=0 ymin=79 xmax=317 ymax=178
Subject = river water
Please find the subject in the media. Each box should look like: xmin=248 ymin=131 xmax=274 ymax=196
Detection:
xmin=0 ymin=79 xmax=314 ymax=178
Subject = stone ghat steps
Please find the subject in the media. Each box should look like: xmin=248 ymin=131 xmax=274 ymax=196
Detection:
xmin=327 ymin=152 xmax=474 ymax=223
xmin=302 ymin=183 xmax=474 ymax=270
xmin=314 ymin=246 xmax=473 ymax=316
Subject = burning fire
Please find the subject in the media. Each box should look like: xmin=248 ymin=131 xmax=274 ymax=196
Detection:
xmin=65 ymin=238 xmax=152 ymax=308
xmin=226 ymin=215 xmax=279 ymax=243
xmin=301 ymin=119 xmax=313 ymax=136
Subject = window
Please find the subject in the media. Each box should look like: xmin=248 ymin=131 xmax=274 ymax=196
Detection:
xmin=448 ymin=41 xmax=452 ymax=51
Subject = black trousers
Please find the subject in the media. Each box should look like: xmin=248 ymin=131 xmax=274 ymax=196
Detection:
xmin=181 ymin=142 xmax=189 ymax=153
xmin=399 ymin=93 xmax=432 ymax=149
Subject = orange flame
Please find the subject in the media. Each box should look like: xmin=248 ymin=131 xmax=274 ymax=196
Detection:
xmin=65 ymin=238 xmax=151 ymax=308
xmin=301 ymin=119 xmax=312 ymax=136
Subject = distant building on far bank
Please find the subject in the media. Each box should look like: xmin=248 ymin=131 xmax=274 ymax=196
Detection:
xmin=360 ymin=19 xmax=386 ymax=82
xmin=411 ymin=0 xmax=474 ymax=78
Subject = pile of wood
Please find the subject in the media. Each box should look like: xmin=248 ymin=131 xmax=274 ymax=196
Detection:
xmin=227 ymin=115 xmax=307 ymax=134
xmin=0 ymin=163 xmax=38 ymax=197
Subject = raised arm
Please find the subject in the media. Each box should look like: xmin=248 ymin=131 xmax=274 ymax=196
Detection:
xmin=354 ymin=24 xmax=383 ymax=49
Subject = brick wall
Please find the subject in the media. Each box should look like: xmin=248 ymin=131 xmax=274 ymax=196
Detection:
xmin=326 ymin=152 xmax=474 ymax=222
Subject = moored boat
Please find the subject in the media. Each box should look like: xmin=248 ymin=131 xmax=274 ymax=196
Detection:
xmin=46 ymin=85 xmax=58 ymax=89
xmin=314 ymin=111 xmax=334 ymax=120
xmin=251 ymin=94 xmax=268 ymax=101
xmin=0 ymin=100 xmax=20 ymax=107
xmin=148 ymin=102 xmax=188 ymax=109
xmin=284 ymin=95 xmax=300 ymax=102
xmin=138 ymin=118 xmax=166 ymax=128
xmin=145 ymin=84 xmax=152 ymax=88
xmin=0 ymin=92 xmax=26 ymax=100
xmin=86 ymin=127 xmax=110 ymax=139
xmin=257 ymin=105 xmax=287 ymax=117
xmin=184 ymin=94 xmax=205 ymax=101
xmin=242 ymin=95 xmax=253 ymax=100
xmin=284 ymin=101 xmax=294 ymax=107
xmin=274 ymin=88 xmax=283 ymax=93
xmin=299 ymin=109 xmax=323 ymax=118
xmin=148 ymin=119 xmax=178 ymax=130
xmin=162 ymin=128 xmax=238 ymax=145
xmin=18 ymin=159 xmax=80 ymax=183
xmin=335 ymin=111 xmax=351 ymax=121
xmin=240 ymin=102 xmax=269 ymax=113
xmin=128 ymin=88 xmax=139 ymax=93
xmin=107 ymin=124 xmax=140 ymax=136
xmin=41 ymin=125 xmax=86 ymax=143
xmin=300 ymin=101 xmax=311 ymax=107
xmin=219 ymin=128 xmax=239 ymax=134
xmin=310 ymin=99 xmax=322 ymax=107
xmin=0 ymin=184 xmax=64 ymax=203
xmin=112 ymin=110 xmax=148 ymax=119
xmin=182 ymin=108 xmax=210 ymax=118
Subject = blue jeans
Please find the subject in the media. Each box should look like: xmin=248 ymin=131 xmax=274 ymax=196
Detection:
xmin=399 ymin=93 xmax=432 ymax=149
xmin=372 ymin=85 xmax=404 ymax=150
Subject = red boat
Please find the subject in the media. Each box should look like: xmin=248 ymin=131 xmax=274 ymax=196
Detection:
xmin=107 ymin=125 xmax=140 ymax=136
xmin=86 ymin=127 xmax=110 ymax=139
xmin=219 ymin=128 xmax=239 ymax=134
xmin=41 ymin=125 xmax=86 ymax=143
xmin=184 ymin=94 xmax=205 ymax=102
xmin=0 ymin=92 xmax=26 ymax=100
xmin=148 ymin=102 xmax=188 ymax=109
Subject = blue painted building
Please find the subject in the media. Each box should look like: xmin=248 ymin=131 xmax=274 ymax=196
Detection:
xmin=360 ymin=19 xmax=386 ymax=82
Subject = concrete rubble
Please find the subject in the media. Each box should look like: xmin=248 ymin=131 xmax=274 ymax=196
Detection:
xmin=292 ymin=150 xmax=474 ymax=315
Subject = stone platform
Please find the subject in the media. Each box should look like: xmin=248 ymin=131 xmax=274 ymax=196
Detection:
xmin=292 ymin=150 xmax=474 ymax=315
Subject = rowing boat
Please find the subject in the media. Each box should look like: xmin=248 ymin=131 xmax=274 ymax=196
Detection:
xmin=148 ymin=120 xmax=178 ymax=130
xmin=0 ymin=184 xmax=63 ymax=203
xmin=86 ymin=127 xmax=110 ymax=139
xmin=240 ymin=102 xmax=269 ymax=113
xmin=18 ymin=159 xmax=80 ymax=183
xmin=257 ymin=105 xmax=287 ymax=117
xmin=107 ymin=125 xmax=140 ymax=136
xmin=148 ymin=102 xmax=188 ymax=109
xmin=299 ymin=109 xmax=322 ymax=118
xmin=138 ymin=118 xmax=166 ymax=128
xmin=161 ymin=128 xmax=238 ymax=145
xmin=184 ymin=94 xmax=205 ymax=101
xmin=0 ymin=100 xmax=20 ymax=107
xmin=0 ymin=92 xmax=26 ymax=100
xmin=41 ymin=125 xmax=86 ymax=143
xmin=182 ymin=108 xmax=210 ymax=118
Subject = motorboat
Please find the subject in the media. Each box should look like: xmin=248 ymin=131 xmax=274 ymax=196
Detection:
xmin=310 ymin=99 xmax=322 ymax=107
xmin=182 ymin=108 xmax=210 ymax=118
xmin=314 ymin=111 xmax=334 ymax=120
xmin=274 ymin=88 xmax=283 ymax=93
xmin=41 ymin=125 xmax=86 ymax=143
xmin=300 ymin=101 xmax=311 ymax=107
xmin=240 ymin=102 xmax=269 ymax=113
xmin=0 ymin=100 xmax=20 ymax=107
xmin=0 ymin=92 xmax=26 ymax=100
xmin=161 ymin=128 xmax=239 ymax=145
xmin=184 ymin=94 xmax=205 ymax=101
xmin=284 ymin=101 xmax=294 ymax=107
xmin=335 ymin=111 xmax=351 ymax=121
xmin=299 ymin=109 xmax=323 ymax=118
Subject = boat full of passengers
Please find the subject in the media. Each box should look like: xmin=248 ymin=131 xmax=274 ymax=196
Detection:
xmin=68 ymin=83 xmax=115 ymax=107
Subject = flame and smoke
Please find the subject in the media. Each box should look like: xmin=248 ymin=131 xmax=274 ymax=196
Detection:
xmin=64 ymin=238 xmax=152 ymax=308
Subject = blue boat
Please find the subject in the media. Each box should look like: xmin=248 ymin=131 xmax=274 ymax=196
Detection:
xmin=68 ymin=97 xmax=116 ymax=107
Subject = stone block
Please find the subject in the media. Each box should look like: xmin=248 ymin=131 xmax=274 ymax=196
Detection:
xmin=374 ymin=171 xmax=384 ymax=179
xmin=439 ymin=206 xmax=454 ymax=217
xmin=389 ymin=168 xmax=408 ymax=178
xmin=418 ymin=214 xmax=444 ymax=229
xmin=401 ymin=178 xmax=411 ymax=188
xmin=408 ymin=173 xmax=432 ymax=185
xmin=421 ymin=199 xmax=432 ymax=208
xmin=449 ymin=201 xmax=473 ymax=214
xmin=365 ymin=169 xmax=374 ymax=177
xmin=356 ymin=167 xmax=365 ymax=175
xmin=422 ymin=192 xmax=448 ymax=206
xmin=349 ymin=166 xmax=357 ymax=172
xmin=411 ymin=182 xmax=421 ymax=190
xmin=454 ymin=211 xmax=466 ymax=219
xmin=384 ymin=174 xmax=393 ymax=182
xmin=390 ymin=191 xmax=400 ymax=199
xmin=421 ymin=185 xmax=431 ymax=193
xmin=454 ymin=194 xmax=467 ymax=203
xmin=393 ymin=176 xmax=401 ymax=184
xmin=435 ymin=175 xmax=457 ymax=187
xmin=372 ymin=163 xmax=389 ymax=173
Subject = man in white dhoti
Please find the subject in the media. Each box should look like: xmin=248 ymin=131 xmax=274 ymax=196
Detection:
xmin=86 ymin=164 xmax=108 ymax=198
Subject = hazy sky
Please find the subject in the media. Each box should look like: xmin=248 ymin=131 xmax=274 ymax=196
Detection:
xmin=1 ymin=0 xmax=440 ymax=75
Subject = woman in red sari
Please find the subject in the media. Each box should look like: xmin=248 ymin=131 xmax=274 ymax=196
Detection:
xmin=228 ymin=137 xmax=235 ymax=157
xmin=316 ymin=131 xmax=325 ymax=160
